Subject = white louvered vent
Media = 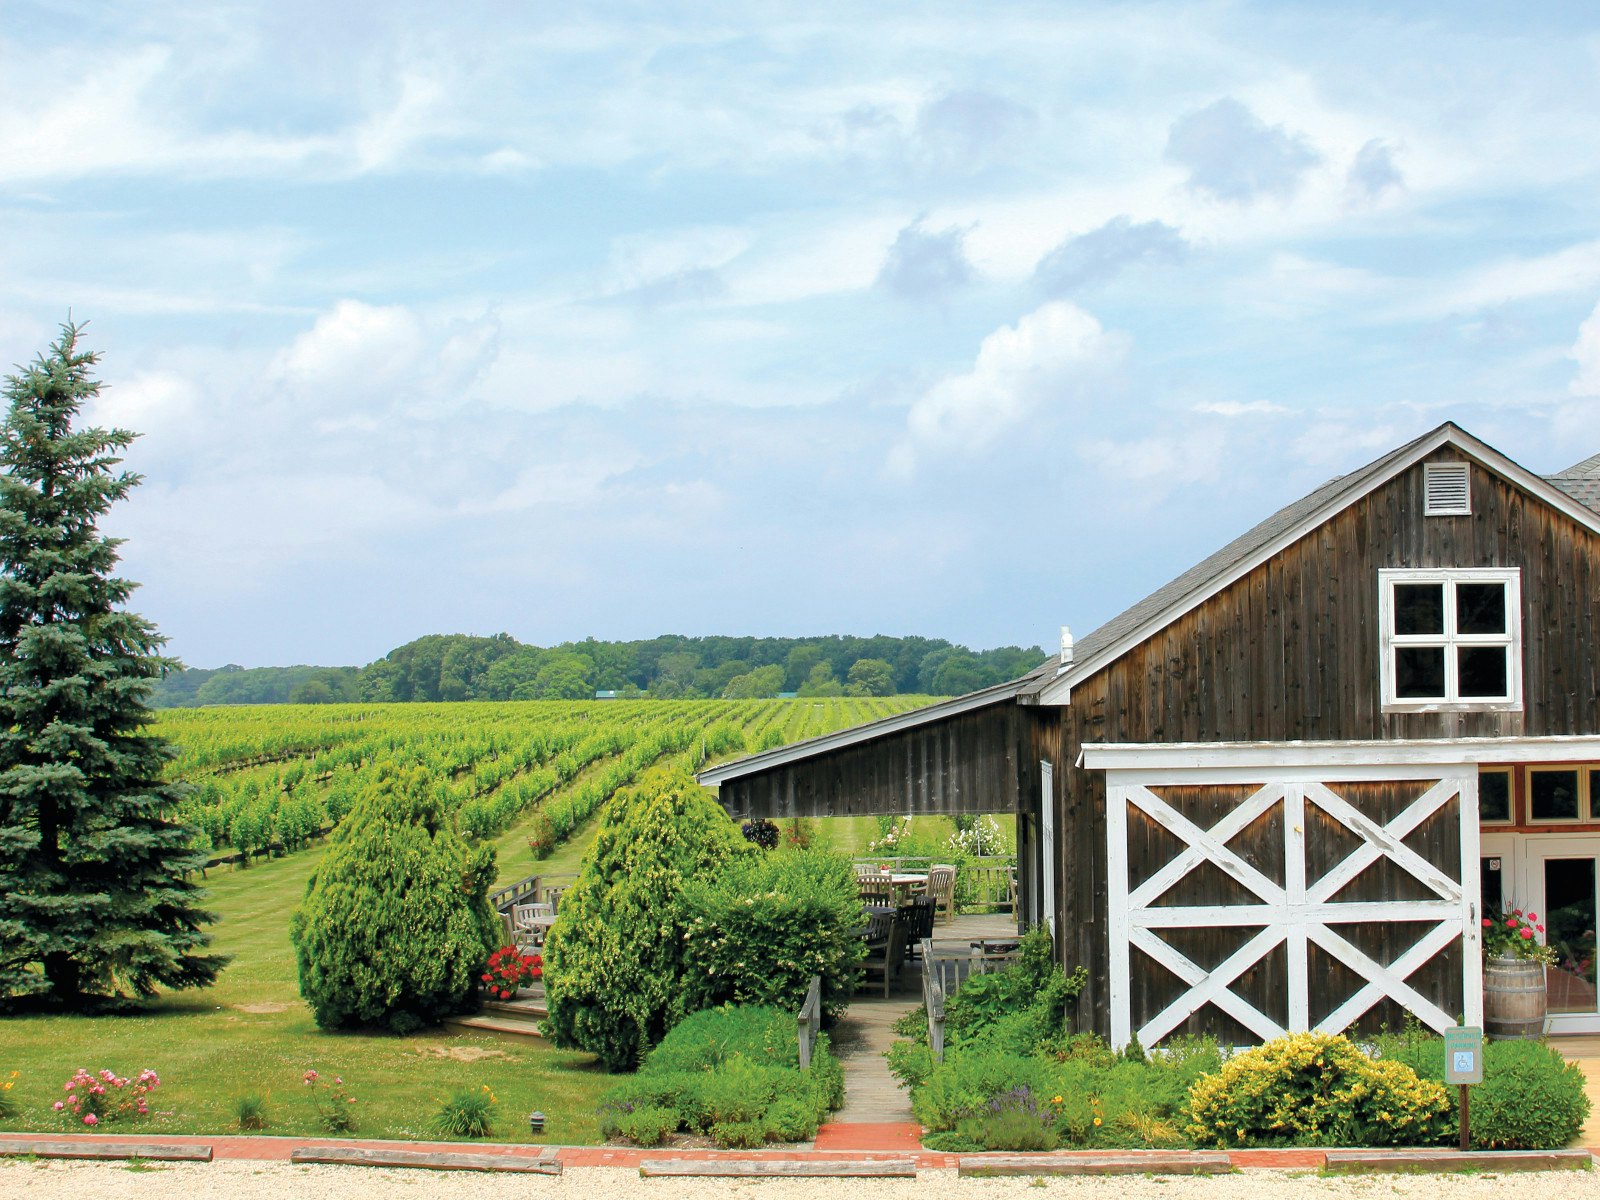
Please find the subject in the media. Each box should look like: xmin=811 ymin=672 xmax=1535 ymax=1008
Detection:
xmin=1424 ymin=462 xmax=1471 ymax=516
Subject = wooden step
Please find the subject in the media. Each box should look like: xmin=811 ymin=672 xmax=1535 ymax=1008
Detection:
xmin=0 ymin=1140 xmax=213 ymax=1163
xmin=959 ymin=1152 xmax=1231 ymax=1177
xmin=640 ymin=1159 xmax=917 ymax=1178
xmin=483 ymin=997 xmax=547 ymax=1019
xmin=443 ymin=1013 xmax=544 ymax=1041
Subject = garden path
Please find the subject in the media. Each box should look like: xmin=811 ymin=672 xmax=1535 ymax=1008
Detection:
xmin=828 ymin=912 xmax=1019 ymax=1126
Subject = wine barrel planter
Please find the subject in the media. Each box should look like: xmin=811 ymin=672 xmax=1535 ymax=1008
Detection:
xmin=1484 ymin=956 xmax=1547 ymax=1039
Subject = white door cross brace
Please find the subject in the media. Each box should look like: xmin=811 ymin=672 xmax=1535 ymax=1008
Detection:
xmin=1107 ymin=775 xmax=1480 ymax=1050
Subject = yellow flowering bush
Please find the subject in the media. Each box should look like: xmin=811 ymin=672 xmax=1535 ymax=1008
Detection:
xmin=0 ymin=1070 xmax=17 ymax=1120
xmin=1187 ymin=1032 xmax=1449 ymax=1147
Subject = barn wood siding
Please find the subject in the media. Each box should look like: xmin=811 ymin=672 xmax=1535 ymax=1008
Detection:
xmin=1049 ymin=448 xmax=1600 ymax=1036
xmin=717 ymin=700 xmax=1039 ymax=821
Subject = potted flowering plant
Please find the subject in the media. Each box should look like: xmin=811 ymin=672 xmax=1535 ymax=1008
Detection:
xmin=1483 ymin=907 xmax=1559 ymax=964
xmin=1482 ymin=906 xmax=1558 ymax=1040
xmin=481 ymin=945 xmax=543 ymax=1000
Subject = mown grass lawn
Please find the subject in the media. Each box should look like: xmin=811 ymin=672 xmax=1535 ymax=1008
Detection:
xmin=0 ymin=841 xmax=611 ymax=1144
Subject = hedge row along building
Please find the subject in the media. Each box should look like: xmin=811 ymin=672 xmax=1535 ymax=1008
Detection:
xmin=699 ymin=423 xmax=1600 ymax=1046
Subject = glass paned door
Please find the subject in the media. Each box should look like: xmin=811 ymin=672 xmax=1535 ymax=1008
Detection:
xmin=1525 ymin=838 xmax=1600 ymax=1030
xmin=1544 ymin=857 xmax=1598 ymax=1015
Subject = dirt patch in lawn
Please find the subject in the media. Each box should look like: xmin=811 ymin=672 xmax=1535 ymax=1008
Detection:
xmin=413 ymin=1044 xmax=510 ymax=1062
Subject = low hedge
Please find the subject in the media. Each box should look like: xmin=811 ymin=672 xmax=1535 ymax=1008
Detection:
xmin=597 ymin=1005 xmax=844 ymax=1148
xmin=1375 ymin=1028 xmax=1591 ymax=1150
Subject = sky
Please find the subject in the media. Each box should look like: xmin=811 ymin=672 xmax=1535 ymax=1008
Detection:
xmin=3 ymin=1 xmax=1600 ymax=669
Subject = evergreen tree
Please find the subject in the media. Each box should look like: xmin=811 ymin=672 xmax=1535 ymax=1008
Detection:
xmin=0 ymin=323 xmax=226 ymax=1008
xmin=544 ymin=768 xmax=753 ymax=1069
xmin=291 ymin=766 xmax=500 ymax=1033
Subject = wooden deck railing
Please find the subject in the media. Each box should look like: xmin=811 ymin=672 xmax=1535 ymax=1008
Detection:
xmin=796 ymin=974 xmax=823 ymax=1069
xmin=920 ymin=938 xmax=1021 ymax=1062
xmin=488 ymin=872 xmax=577 ymax=916
xmin=852 ymin=855 xmax=1017 ymax=913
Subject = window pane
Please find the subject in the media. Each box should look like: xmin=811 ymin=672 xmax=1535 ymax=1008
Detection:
xmin=1394 ymin=583 xmax=1444 ymax=635
xmin=1458 ymin=646 xmax=1509 ymax=698
xmin=1395 ymin=647 xmax=1445 ymax=697
xmin=1457 ymin=582 xmax=1507 ymax=635
xmin=1480 ymin=856 xmax=1504 ymax=914
xmin=1530 ymin=770 xmax=1581 ymax=822
xmin=1479 ymin=771 xmax=1511 ymax=823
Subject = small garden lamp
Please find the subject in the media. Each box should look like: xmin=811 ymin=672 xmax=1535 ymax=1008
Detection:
xmin=528 ymin=1110 xmax=546 ymax=1135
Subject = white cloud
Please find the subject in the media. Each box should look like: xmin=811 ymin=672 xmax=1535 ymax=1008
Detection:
xmin=1034 ymin=216 xmax=1187 ymax=295
xmin=1346 ymin=138 xmax=1403 ymax=202
xmin=1570 ymin=299 xmax=1600 ymax=396
xmin=1192 ymin=400 xmax=1288 ymax=417
xmin=274 ymin=300 xmax=428 ymax=399
xmin=86 ymin=370 xmax=199 ymax=436
xmin=1165 ymin=97 xmax=1321 ymax=203
xmin=876 ymin=218 xmax=975 ymax=299
xmin=897 ymin=301 xmax=1128 ymax=468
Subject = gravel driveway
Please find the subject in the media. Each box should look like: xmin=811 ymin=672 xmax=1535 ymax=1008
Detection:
xmin=4 ymin=1161 xmax=1598 ymax=1198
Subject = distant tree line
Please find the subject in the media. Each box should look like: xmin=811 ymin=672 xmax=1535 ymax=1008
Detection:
xmin=151 ymin=633 xmax=1047 ymax=707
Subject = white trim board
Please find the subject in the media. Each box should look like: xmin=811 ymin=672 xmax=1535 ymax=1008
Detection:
xmin=1081 ymin=736 xmax=1600 ymax=773
xmin=1035 ymin=425 xmax=1600 ymax=708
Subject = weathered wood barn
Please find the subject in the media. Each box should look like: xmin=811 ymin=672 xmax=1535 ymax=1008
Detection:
xmin=699 ymin=423 xmax=1600 ymax=1046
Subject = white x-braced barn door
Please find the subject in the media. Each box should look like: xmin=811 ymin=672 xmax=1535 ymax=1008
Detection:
xmin=1106 ymin=770 xmax=1481 ymax=1049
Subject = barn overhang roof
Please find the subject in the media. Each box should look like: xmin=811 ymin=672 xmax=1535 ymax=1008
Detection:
xmin=695 ymin=678 xmax=1024 ymax=787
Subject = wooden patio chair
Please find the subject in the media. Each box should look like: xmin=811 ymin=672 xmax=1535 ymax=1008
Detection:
xmin=859 ymin=909 xmax=904 ymax=998
xmin=512 ymin=902 xmax=554 ymax=948
xmin=857 ymin=875 xmax=894 ymax=906
xmin=925 ymin=864 xmax=957 ymax=925
xmin=897 ymin=895 xmax=936 ymax=963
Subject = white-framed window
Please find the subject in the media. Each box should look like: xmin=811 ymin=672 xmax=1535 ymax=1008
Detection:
xmin=1378 ymin=568 xmax=1522 ymax=712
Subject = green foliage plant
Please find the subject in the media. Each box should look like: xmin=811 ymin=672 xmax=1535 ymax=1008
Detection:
xmin=0 ymin=1070 xmax=17 ymax=1119
xmin=1375 ymin=1025 xmax=1590 ymax=1149
xmin=595 ymin=1004 xmax=843 ymax=1147
xmin=233 ymin=1092 xmax=268 ymax=1131
xmin=0 ymin=324 xmax=226 ymax=1007
xmin=290 ymin=766 xmax=500 ymax=1033
xmin=430 ymin=1085 xmax=498 ymax=1138
xmin=543 ymin=768 xmax=754 ymax=1070
xmin=681 ymin=848 xmax=866 ymax=1020
xmin=1187 ymin=1031 xmax=1449 ymax=1147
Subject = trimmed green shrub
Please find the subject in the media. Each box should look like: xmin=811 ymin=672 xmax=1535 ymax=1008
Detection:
xmin=1187 ymin=1032 xmax=1450 ymax=1147
xmin=596 ymin=1004 xmax=843 ymax=1147
xmin=543 ymin=768 xmax=754 ymax=1070
xmin=616 ymin=1105 xmax=678 ymax=1146
xmin=644 ymin=1005 xmax=798 ymax=1073
xmin=681 ymin=849 xmax=865 ymax=1020
xmin=1376 ymin=1028 xmax=1591 ymax=1149
xmin=290 ymin=767 xmax=500 ymax=1033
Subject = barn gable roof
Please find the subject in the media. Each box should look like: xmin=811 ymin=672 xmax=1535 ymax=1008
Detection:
xmin=1024 ymin=421 xmax=1600 ymax=704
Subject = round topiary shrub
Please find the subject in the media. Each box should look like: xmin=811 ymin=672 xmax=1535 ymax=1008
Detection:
xmin=1187 ymin=1031 xmax=1450 ymax=1147
xmin=290 ymin=766 xmax=500 ymax=1033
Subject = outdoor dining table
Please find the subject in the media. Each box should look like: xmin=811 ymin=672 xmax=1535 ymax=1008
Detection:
xmin=880 ymin=873 xmax=928 ymax=901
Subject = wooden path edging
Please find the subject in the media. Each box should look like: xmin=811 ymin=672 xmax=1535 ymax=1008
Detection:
xmin=0 ymin=1140 xmax=213 ymax=1163
xmin=639 ymin=1158 xmax=918 ymax=1178
xmin=289 ymin=1146 xmax=561 ymax=1173
xmin=959 ymin=1151 xmax=1232 ymax=1177
xmin=1323 ymin=1149 xmax=1594 ymax=1174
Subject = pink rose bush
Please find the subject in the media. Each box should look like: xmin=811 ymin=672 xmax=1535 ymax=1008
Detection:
xmin=54 ymin=1068 xmax=160 ymax=1127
